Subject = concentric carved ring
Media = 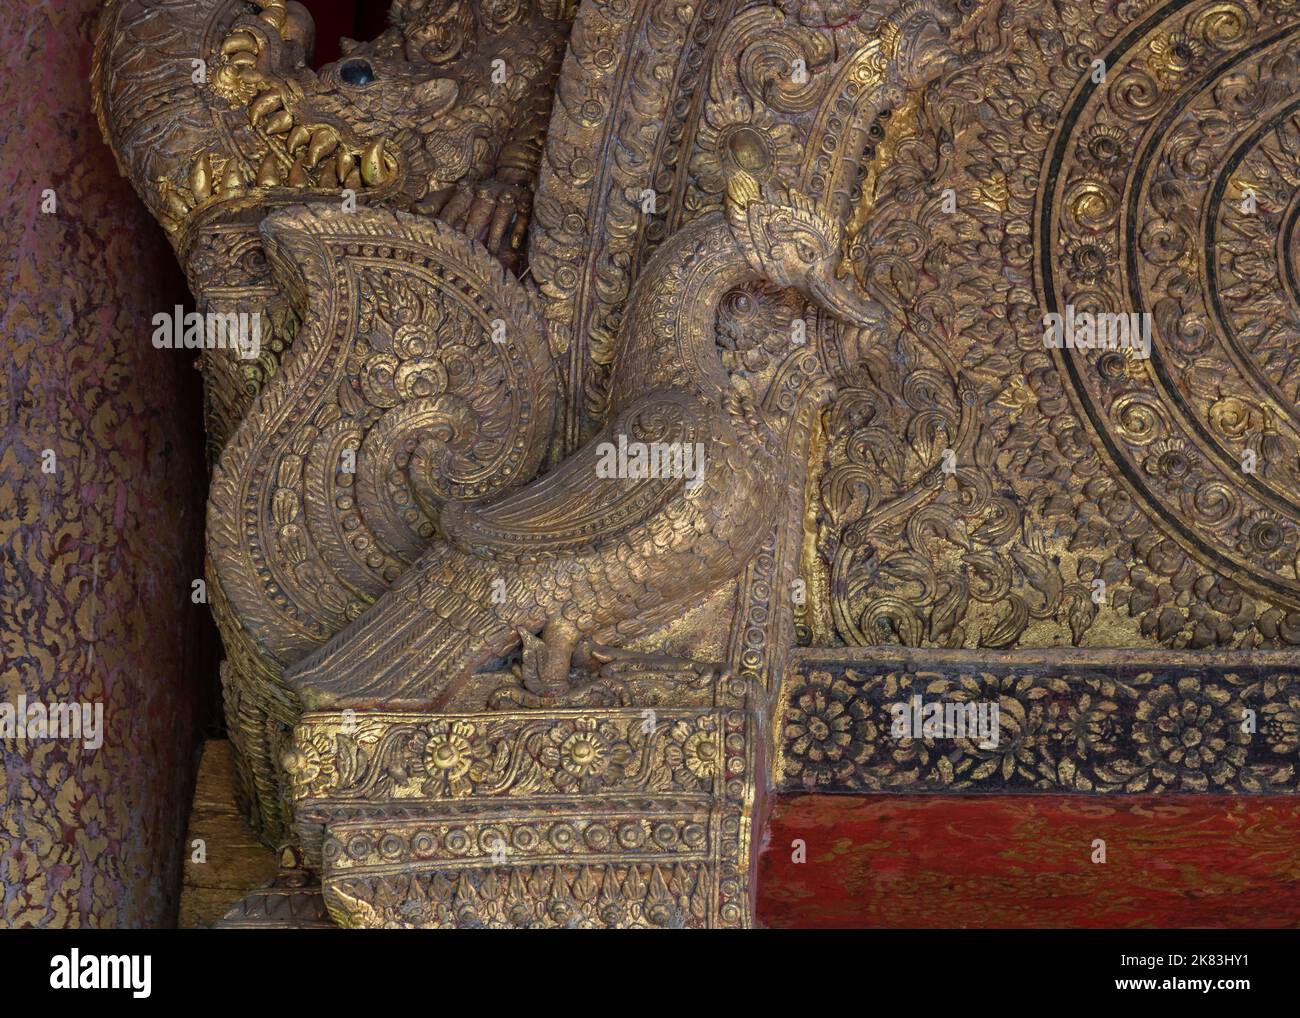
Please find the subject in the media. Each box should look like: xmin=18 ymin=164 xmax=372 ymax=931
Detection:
xmin=1043 ymin=0 xmax=1300 ymax=606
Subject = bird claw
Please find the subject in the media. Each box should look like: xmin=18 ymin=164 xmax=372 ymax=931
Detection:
xmin=518 ymin=620 xmax=580 ymax=698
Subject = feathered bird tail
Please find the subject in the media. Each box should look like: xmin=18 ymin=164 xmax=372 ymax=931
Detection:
xmin=285 ymin=542 xmax=524 ymax=709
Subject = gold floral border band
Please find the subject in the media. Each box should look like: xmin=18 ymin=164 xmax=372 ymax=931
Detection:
xmin=780 ymin=647 xmax=1300 ymax=796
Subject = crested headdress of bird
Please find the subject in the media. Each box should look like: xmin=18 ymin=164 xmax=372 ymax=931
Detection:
xmin=724 ymin=167 xmax=881 ymax=332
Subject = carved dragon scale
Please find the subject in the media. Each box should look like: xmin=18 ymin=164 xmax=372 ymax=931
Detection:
xmin=93 ymin=0 xmax=1300 ymax=926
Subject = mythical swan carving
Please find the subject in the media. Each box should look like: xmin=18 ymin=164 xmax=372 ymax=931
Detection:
xmin=284 ymin=171 xmax=879 ymax=708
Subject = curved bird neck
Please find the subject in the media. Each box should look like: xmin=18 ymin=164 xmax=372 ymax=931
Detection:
xmin=606 ymin=211 xmax=758 ymax=415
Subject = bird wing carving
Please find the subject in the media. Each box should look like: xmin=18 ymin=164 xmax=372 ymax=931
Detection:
xmin=208 ymin=203 xmax=557 ymax=667
xmin=285 ymin=389 xmax=771 ymax=709
xmin=439 ymin=393 xmax=713 ymax=558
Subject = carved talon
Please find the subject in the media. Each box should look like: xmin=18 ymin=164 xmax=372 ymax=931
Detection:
xmin=519 ymin=618 xmax=582 ymax=698
xmin=573 ymin=639 xmax=697 ymax=679
xmin=572 ymin=640 xmax=615 ymax=669
xmin=434 ymin=178 xmax=530 ymax=265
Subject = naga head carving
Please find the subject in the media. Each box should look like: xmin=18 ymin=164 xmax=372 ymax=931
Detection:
xmin=725 ymin=170 xmax=880 ymax=330
xmin=94 ymin=0 xmax=567 ymax=248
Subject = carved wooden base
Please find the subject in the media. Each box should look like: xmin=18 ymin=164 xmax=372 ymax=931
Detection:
xmin=186 ymin=646 xmax=1300 ymax=927
xmin=282 ymin=669 xmax=764 ymax=927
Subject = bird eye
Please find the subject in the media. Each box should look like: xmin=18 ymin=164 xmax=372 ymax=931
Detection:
xmin=958 ymin=0 xmax=975 ymax=11
xmin=341 ymin=60 xmax=376 ymax=87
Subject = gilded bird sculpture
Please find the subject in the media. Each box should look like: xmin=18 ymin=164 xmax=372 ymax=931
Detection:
xmin=283 ymin=169 xmax=881 ymax=708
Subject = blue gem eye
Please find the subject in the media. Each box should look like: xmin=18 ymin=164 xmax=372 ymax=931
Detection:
xmin=341 ymin=60 xmax=375 ymax=87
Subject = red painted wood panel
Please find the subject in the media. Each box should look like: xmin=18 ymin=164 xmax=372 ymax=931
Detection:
xmin=757 ymin=794 xmax=1300 ymax=928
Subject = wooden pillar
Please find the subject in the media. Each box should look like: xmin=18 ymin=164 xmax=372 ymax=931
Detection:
xmin=0 ymin=0 xmax=211 ymax=927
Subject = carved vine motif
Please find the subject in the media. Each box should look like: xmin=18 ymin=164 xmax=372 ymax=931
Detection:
xmin=283 ymin=710 xmax=723 ymax=801
xmin=327 ymin=861 xmax=713 ymax=928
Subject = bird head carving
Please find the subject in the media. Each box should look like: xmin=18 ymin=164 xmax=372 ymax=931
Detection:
xmin=725 ymin=170 xmax=881 ymax=330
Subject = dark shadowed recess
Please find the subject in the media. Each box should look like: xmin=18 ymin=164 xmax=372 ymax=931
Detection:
xmin=300 ymin=0 xmax=394 ymax=68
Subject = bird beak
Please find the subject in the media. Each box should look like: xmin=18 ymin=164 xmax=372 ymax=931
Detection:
xmin=807 ymin=272 xmax=879 ymax=328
